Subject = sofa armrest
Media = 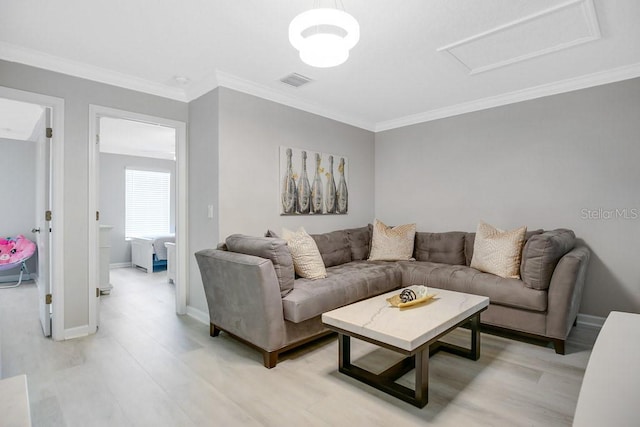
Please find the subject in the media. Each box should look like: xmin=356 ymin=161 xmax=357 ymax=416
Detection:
xmin=545 ymin=246 xmax=590 ymax=340
xmin=195 ymin=249 xmax=286 ymax=352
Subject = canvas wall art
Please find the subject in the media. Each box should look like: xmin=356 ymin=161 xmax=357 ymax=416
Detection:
xmin=280 ymin=146 xmax=348 ymax=215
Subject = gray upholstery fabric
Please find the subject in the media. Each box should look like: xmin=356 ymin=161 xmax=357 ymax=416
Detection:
xmin=546 ymin=246 xmax=590 ymax=339
xmin=225 ymin=234 xmax=295 ymax=297
xmin=414 ymin=232 xmax=466 ymax=265
xmin=520 ymin=229 xmax=576 ymax=290
xmin=282 ymin=261 xmax=401 ymax=323
xmin=195 ymin=249 xmax=287 ymax=351
xmin=311 ymin=230 xmax=352 ymax=267
xmin=400 ymin=261 xmax=547 ymax=312
xmin=345 ymin=226 xmax=372 ymax=261
xmin=216 ymin=242 xmax=228 ymax=251
xmin=464 ymin=229 xmax=544 ymax=266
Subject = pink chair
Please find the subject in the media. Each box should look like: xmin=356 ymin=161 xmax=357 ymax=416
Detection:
xmin=0 ymin=235 xmax=36 ymax=288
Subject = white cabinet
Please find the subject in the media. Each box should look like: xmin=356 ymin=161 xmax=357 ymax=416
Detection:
xmin=99 ymin=225 xmax=113 ymax=294
xmin=165 ymin=242 xmax=176 ymax=283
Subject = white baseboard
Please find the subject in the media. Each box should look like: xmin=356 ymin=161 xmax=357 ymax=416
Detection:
xmin=577 ymin=313 xmax=606 ymax=329
xmin=64 ymin=325 xmax=89 ymax=340
xmin=186 ymin=305 xmax=209 ymax=325
xmin=110 ymin=262 xmax=132 ymax=269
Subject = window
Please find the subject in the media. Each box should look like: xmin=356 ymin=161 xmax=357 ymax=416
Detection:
xmin=125 ymin=169 xmax=171 ymax=238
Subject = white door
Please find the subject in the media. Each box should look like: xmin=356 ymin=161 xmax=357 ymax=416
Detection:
xmin=34 ymin=108 xmax=52 ymax=336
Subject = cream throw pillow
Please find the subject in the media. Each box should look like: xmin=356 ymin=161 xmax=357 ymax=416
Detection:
xmin=281 ymin=227 xmax=327 ymax=279
xmin=470 ymin=221 xmax=527 ymax=279
xmin=368 ymin=219 xmax=416 ymax=261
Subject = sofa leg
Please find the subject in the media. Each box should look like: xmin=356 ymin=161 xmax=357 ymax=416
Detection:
xmin=263 ymin=351 xmax=278 ymax=369
xmin=210 ymin=323 xmax=221 ymax=337
xmin=553 ymin=339 xmax=566 ymax=355
xmin=573 ymin=317 xmax=578 ymax=327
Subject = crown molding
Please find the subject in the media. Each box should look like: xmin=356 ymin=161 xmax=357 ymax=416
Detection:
xmin=213 ymin=70 xmax=376 ymax=131
xmin=184 ymin=71 xmax=219 ymax=102
xmin=375 ymin=62 xmax=640 ymax=132
xmin=0 ymin=42 xmax=188 ymax=102
xmin=2 ymin=41 xmax=639 ymax=134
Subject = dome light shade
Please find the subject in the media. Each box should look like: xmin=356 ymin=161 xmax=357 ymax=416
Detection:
xmin=289 ymin=8 xmax=360 ymax=68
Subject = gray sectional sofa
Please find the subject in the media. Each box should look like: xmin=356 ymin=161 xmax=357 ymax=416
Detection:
xmin=195 ymin=225 xmax=590 ymax=368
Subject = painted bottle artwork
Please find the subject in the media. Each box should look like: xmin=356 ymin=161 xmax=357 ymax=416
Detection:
xmin=281 ymin=148 xmax=297 ymax=214
xmin=325 ymin=155 xmax=337 ymax=213
xmin=297 ymin=151 xmax=311 ymax=214
xmin=311 ymin=153 xmax=324 ymax=214
xmin=337 ymin=157 xmax=348 ymax=214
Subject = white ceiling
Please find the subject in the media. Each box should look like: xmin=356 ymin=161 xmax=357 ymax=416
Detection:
xmin=1 ymin=0 xmax=639 ymax=131
xmin=99 ymin=117 xmax=176 ymax=161
xmin=0 ymin=97 xmax=44 ymax=141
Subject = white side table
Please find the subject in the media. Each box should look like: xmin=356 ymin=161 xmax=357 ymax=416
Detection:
xmin=573 ymin=311 xmax=640 ymax=425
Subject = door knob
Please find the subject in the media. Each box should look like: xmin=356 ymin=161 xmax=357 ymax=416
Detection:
xmin=32 ymin=228 xmax=41 ymax=233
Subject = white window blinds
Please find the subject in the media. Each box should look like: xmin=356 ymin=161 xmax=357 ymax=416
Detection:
xmin=125 ymin=169 xmax=171 ymax=238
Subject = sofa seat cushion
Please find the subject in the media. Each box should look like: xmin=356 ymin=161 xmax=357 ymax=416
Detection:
xmin=282 ymin=261 xmax=401 ymax=323
xmin=400 ymin=261 xmax=547 ymax=312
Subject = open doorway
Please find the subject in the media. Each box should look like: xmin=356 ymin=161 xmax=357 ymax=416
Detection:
xmin=88 ymin=106 xmax=187 ymax=333
xmin=0 ymin=87 xmax=65 ymax=341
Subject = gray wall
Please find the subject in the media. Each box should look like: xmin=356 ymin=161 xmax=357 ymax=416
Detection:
xmin=188 ymin=89 xmax=219 ymax=313
xmin=0 ymin=60 xmax=188 ymax=329
xmin=375 ymin=77 xmax=640 ymax=318
xmin=0 ymin=137 xmax=37 ymax=277
xmin=99 ymin=152 xmax=176 ymax=265
xmin=185 ymin=87 xmax=376 ymax=314
xmin=218 ymin=88 xmax=376 ymax=238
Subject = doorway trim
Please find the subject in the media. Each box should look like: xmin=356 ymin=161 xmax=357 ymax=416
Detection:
xmin=88 ymin=105 xmax=188 ymax=333
xmin=0 ymin=85 xmax=65 ymax=341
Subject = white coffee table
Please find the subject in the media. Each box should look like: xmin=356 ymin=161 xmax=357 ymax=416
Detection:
xmin=322 ymin=288 xmax=489 ymax=408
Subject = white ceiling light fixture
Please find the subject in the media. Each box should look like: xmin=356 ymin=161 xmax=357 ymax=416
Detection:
xmin=289 ymin=1 xmax=360 ymax=68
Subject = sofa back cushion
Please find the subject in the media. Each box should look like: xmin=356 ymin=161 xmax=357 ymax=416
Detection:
xmin=414 ymin=232 xmax=466 ymax=265
xmin=520 ymin=229 xmax=576 ymax=290
xmin=225 ymin=234 xmax=295 ymax=297
xmin=345 ymin=225 xmax=372 ymax=260
xmin=311 ymin=230 xmax=352 ymax=267
xmin=465 ymin=229 xmax=544 ymax=266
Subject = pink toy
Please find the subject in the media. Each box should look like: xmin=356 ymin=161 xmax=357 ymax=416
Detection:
xmin=0 ymin=235 xmax=36 ymax=269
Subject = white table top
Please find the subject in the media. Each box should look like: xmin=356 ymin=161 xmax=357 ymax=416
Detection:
xmin=322 ymin=288 xmax=489 ymax=352
xmin=573 ymin=311 xmax=640 ymax=426
xmin=0 ymin=374 xmax=32 ymax=427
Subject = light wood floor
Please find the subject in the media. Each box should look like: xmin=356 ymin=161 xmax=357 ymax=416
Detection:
xmin=0 ymin=268 xmax=599 ymax=426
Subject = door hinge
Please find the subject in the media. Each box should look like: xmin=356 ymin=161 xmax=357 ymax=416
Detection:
xmin=96 ymin=211 xmax=100 ymax=221
xmin=45 ymin=210 xmax=52 ymax=221
xmin=45 ymin=294 xmax=52 ymax=304
xmin=96 ymin=287 xmax=100 ymax=298
xmin=46 ymin=127 xmax=53 ymax=138
xmin=96 ymin=134 xmax=100 ymax=144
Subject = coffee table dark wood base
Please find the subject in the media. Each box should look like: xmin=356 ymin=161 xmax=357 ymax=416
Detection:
xmin=336 ymin=312 xmax=482 ymax=408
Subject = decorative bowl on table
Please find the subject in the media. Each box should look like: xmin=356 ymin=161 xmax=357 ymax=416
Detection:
xmin=386 ymin=285 xmax=436 ymax=308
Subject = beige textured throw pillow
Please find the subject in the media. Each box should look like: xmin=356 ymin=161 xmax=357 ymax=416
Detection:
xmin=368 ymin=219 xmax=416 ymax=261
xmin=281 ymin=227 xmax=327 ymax=279
xmin=470 ymin=221 xmax=527 ymax=279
